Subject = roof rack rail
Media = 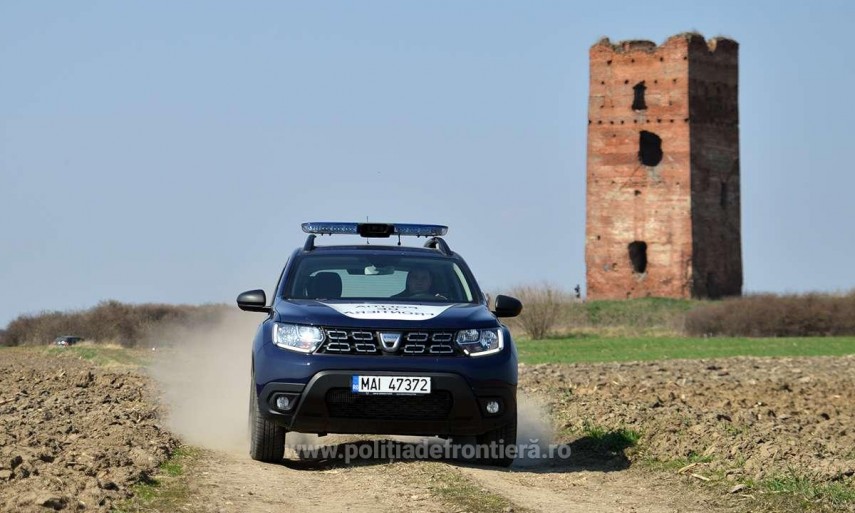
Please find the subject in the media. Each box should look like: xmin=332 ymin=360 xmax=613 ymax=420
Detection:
xmin=424 ymin=237 xmax=452 ymax=256
xmin=303 ymin=234 xmax=316 ymax=251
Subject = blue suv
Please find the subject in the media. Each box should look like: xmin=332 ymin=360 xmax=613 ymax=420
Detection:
xmin=238 ymin=223 xmax=523 ymax=466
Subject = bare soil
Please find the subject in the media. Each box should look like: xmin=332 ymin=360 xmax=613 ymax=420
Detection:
xmin=520 ymin=356 xmax=855 ymax=484
xmin=2 ymin=348 xmax=853 ymax=512
xmin=0 ymin=349 xmax=178 ymax=512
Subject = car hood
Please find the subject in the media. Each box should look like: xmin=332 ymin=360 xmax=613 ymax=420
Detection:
xmin=274 ymin=299 xmax=499 ymax=329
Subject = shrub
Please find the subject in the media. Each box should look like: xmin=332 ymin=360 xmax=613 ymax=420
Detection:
xmin=507 ymin=284 xmax=572 ymax=340
xmin=685 ymin=291 xmax=855 ymax=337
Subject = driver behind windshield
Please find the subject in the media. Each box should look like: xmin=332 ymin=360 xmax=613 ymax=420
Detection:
xmin=397 ymin=268 xmax=432 ymax=297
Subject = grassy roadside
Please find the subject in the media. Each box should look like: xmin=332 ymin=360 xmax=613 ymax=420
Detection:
xmin=419 ymin=462 xmax=526 ymax=513
xmin=640 ymin=456 xmax=855 ymax=513
xmin=113 ymin=446 xmax=199 ymax=513
xmin=758 ymin=473 xmax=855 ymax=512
xmin=515 ymin=335 xmax=855 ymax=364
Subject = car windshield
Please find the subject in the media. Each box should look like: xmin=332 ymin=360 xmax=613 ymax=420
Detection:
xmin=285 ymin=254 xmax=477 ymax=303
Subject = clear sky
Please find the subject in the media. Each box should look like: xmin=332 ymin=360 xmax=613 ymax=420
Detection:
xmin=2 ymin=1 xmax=854 ymax=327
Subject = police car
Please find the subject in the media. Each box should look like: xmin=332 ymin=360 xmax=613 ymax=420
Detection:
xmin=238 ymin=222 xmax=522 ymax=466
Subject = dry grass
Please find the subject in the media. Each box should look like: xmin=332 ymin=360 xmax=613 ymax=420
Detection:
xmin=685 ymin=292 xmax=855 ymax=337
xmin=506 ymin=283 xmax=572 ymax=339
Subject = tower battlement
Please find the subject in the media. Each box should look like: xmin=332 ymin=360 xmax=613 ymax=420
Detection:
xmin=591 ymin=33 xmax=737 ymax=54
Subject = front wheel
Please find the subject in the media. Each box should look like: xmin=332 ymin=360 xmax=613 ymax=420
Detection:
xmin=475 ymin=417 xmax=517 ymax=467
xmin=452 ymin=416 xmax=517 ymax=467
xmin=248 ymin=376 xmax=286 ymax=463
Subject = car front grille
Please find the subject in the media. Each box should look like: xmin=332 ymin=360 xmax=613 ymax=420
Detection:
xmin=316 ymin=329 xmax=458 ymax=356
xmin=325 ymin=388 xmax=453 ymax=420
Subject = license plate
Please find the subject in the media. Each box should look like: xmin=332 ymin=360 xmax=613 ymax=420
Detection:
xmin=351 ymin=375 xmax=431 ymax=395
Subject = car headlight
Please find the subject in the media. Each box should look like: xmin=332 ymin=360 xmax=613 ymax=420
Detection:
xmin=272 ymin=323 xmax=325 ymax=353
xmin=455 ymin=328 xmax=503 ymax=356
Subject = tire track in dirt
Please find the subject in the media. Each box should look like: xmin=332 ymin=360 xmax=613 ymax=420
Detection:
xmin=457 ymin=463 xmax=737 ymax=513
xmin=182 ymin=442 xmax=447 ymax=513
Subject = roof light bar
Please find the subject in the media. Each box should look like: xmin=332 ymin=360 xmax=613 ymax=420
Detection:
xmin=393 ymin=224 xmax=448 ymax=237
xmin=300 ymin=222 xmax=358 ymax=235
xmin=301 ymin=222 xmax=448 ymax=238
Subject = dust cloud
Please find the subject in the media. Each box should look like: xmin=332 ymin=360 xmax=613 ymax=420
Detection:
xmin=392 ymin=391 xmax=557 ymax=466
xmin=514 ymin=391 xmax=556 ymax=467
xmin=148 ymin=309 xmax=260 ymax=455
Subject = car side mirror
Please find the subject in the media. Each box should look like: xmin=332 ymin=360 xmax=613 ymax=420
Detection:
xmin=237 ymin=289 xmax=271 ymax=313
xmin=493 ymin=294 xmax=522 ymax=318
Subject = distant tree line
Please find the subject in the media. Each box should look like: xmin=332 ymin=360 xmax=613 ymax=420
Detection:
xmin=2 ymin=300 xmax=230 ymax=347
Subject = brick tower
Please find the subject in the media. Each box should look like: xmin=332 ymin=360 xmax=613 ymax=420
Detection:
xmin=585 ymin=33 xmax=742 ymax=300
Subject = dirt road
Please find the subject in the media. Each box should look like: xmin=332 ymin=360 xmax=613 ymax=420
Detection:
xmin=175 ymin=437 xmax=735 ymax=513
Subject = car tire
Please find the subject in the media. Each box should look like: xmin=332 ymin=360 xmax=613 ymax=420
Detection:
xmin=475 ymin=416 xmax=517 ymax=467
xmin=248 ymin=375 xmax=286 ymax=463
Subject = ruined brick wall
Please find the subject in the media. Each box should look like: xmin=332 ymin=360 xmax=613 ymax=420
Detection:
xmin=585 ymin=34 xmax=742 ymax=300
xmin=688 ymin=38 xmax=742 ymax=298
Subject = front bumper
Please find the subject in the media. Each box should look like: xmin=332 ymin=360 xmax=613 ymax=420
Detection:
xmin=257 ymin=370 xmax=516 ymax=437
